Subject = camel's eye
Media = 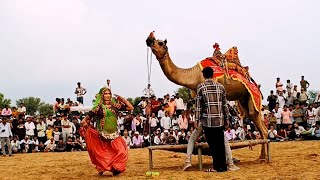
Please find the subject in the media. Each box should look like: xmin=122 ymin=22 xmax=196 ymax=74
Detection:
xmin=158 ymin=42 xmax=164 ymax=46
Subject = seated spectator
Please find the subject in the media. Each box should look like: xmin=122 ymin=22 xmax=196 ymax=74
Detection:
xmin=186 ymin=127 xmax=194 ymax=141
xmin=131 ymin=131 xmax=143 ymax=148
xmin=38 ymin=142 xmax=45 ymax=152
xmin=122 ymin=131 xmax=132 ymax=148
xmin=73 ymin=137 xmax=83 ymax=151
xmin=167 ymin=132 xmax=177 ymax=145
xmin=312 ymin=124 xmax=320 ymax=139
xmin=235 ymin=124 xmax=245 ymax=140
xmin=225 ymin=126 xmax=236 ymax=141
xmin=245 ymin=130 xmax=256 ymax=140
xmin=19 ymin=136 xmax=30 ymax=153
xmin=286 ymin=124 xmax=296 ymax=140
xmin=268 ymin=125 xmax=285 ymax=141
xmin=293 ymin=123 xmax=306 ymax=138
xmin=10 ymin=136 xmax=20 ymax=153
xmin=278 ymin=128 xmax=287 ymax=140
xmin=44 ymin=138 xmax=56 ymax=152
xmin=142 ymin=131 xmax=151 ymax=147
xmin=32 ymin=136 xmax=40 ymax=152
xmin=171 ymin=115 xmax=179 ymax=131
xmin=161 ymin=130 xmax=169 ymax=144
xmin=56 ymin=138 xmax=66 ymax=152
xmin=66 ymin=137 xmax=75 ymax=152
xmin=153 ymin=133 xmax=163 ymax=145
xmin=177 ymin=132 xmax=188 ymax=144
xmin=263 ymin=114 xmax=269 ymax=129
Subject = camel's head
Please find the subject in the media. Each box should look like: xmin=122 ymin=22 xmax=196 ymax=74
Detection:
xmin=146 ymin=33 xmax=168 ymax=61
xmin=225 ymin=46 xmax=239 ymax=61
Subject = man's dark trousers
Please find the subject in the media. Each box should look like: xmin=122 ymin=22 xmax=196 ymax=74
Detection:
xmin=203 ymin=126 xmax=227 ymax=172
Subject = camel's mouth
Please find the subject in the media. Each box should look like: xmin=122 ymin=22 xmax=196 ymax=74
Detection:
xmin=146 ymin=37 xmax=155 ymax=47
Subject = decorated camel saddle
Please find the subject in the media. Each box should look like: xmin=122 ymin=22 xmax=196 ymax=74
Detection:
xmin=212 ymin=43 xmax=251 ymax=80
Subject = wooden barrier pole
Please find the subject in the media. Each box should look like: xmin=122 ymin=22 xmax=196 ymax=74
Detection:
xmin=267 ymin=141 xmax=271 ymax=163
xmin=149 ymin=149 xmax=153 ymax=170
xmin=197 ymin=147 xmax=203 ymax=171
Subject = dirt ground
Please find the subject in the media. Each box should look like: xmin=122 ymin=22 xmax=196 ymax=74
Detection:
xmin=1 ymin=141 xmax=319 ymax=180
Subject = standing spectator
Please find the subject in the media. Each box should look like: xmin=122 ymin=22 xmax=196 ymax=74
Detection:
xmin=286 ymin=92 xmax=294 ymax=107
xmin=133 ymin=115 xmax=142 ymax=134
xmin=178 ymin=111 xmax=188 ymax=131
xmin=117 ymin=113 xmax=125 ymax=135
xmin=1 ymin=105 xmax=12 ymax=118
xmin=142 ymin=84 xmax=154 ymax=98
xmin=277 ymin=91 xmax=286 ymax=109
xmin=171 ymin=115 xmax=179 ymax=131
xmin=292 ymin=85 xmax=298 ymax=98
xmin=149 ymin=113 xmax=159 ymax=134
xmin=306 ymin=104 xmax=316 ymax=128
xmin=269 ymin=111 xmax=277 ymax=129
xmin=168 ymin=97 xmax=176 ymax=117
xmin=286 ymin=80 xmax=293 ymax=93
xmin=0 ymin=118 xmax=13 ymax=156
xmin=37 ymin=118 xmax=47 ymax=144
xmin=300 ymin=76 xmax=310 ymax=91
xmin=267 ymin=90 xmax=277 ymax=111
xmin=188 ymin=110 xmax=196 ymax=130
xmin=276 ymin=77 xmax=283 ymax=94
xmin=17 ymin=119 xmax=26 ymax=141
xmin=105 ymin=79 xmax=111 ymax=90
xmin=281 ymin=105 xmax=292 ymax=129
xmin=53 ymin=127 xmax=61 ymax=144
xmin=175 ymin=93 xmax=185 ymax=116
xmin=292 ymin=104 xmax=304 ymax=126
xmin=195 ymin=67 xmax=228 ymax=172
xmin=53 ymin=115 xmax=62 ymax=132
xmin=25 ymin=117 xmax=35 ymax=139
xmin=299 ymin=88 xmax=308 ymax=105
xmin=17 ymin=103 xmax=26 ymax=118
xmin=53 ymin=98 xmax=60 ymax=115
xmin=61 ymin=115 xmax=71 ymax=143
xmin=261 ymin=105 xmax=270 ymax=120
xmin=46 ymin=125 xmax=53 ymax=140
xmin=46 ymin=115 xmax=55 ymax=127
xmin=263 ymin=114 xmax=270 ymax=129
xmin=273 ymin=104 xmax=282 ymax=131
xmin=75 ymin=82 xmax=87 ymax=105
xmin=160 ymin=112 xmax=171 ymax=130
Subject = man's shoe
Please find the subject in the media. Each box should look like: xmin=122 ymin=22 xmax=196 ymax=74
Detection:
xmin=232 ymin=158 xmax=240 ymax=164
xmin=9 ymin=154 xmax=13 ymax=157
xmin=182 ymin=163 xmax=192 ymax=171
xmin=228 ymin=164 xmax=240 ymax=171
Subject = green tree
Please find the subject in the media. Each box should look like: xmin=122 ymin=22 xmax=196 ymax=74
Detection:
xmin=308 ymin=90 xmax=319 ymax=103
xmin=39 ymin=103 xmax=54 ymax=116
xmin=127 ymin=98 xmax=134 ymax=106
xmin=175 ymin=87 xmax=192 ymax=103
xmin=16 ymin=97 xmax=44 ymax=115
xmin=0 ymin=93 xmax=11 ymax=108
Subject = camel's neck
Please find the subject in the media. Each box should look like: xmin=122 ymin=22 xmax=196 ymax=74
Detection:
xmin=158 ymin=53 xmax=203 ymax=91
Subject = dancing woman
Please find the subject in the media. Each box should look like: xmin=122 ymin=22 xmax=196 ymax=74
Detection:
xmin=80 ymin=87 xmax=134 ymax=176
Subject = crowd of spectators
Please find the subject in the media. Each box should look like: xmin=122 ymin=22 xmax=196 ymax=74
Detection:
xmin=0 ymin=77 xmax=319 ymax=157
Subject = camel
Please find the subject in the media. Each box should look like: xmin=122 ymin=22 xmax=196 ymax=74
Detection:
xmin=146 ymin=34 xmax=269 ymax=161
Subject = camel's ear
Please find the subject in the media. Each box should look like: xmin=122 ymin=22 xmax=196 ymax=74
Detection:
xmin=164 ymin=39 xmax=167 ymax=45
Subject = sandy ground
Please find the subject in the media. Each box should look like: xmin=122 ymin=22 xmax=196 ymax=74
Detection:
xmin=1 ymin=140 xmax=319 ymax=180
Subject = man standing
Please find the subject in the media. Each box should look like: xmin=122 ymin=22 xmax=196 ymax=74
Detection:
xmin=0 ymin=118 xmax=13 ymax=156
xmin=175 ymin=93 xmax=185 ymax=116
xmin=195 ymin=67 xmax=228 ymax=172
xmin=75 ymin=82 xmax=87 ymax=105
xmin=142 ymin=84 xmax=154 ymax=98
xmin=300 ymin=76 xmax=310 ymax=91
xmin=267 ymin=90 xmax=277 ymax=111
xmin=17 ymin=103 xmax=26 ymax=118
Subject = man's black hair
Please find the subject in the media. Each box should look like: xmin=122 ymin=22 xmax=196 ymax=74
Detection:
xmin=202 ymin=67 xmax=214 ymax=79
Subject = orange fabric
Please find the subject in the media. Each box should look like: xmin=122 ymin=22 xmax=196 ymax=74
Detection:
xmin=168 ymin=101 xmax=176 ymax=116
xmin=80 ymin=127 xmax=128 ymax=173
xmin=200 ymin=58 xmax=262 ymax=111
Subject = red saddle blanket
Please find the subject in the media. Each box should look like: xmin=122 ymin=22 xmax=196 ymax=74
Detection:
xmin=198 ymin=58 xmax=262 ymax=111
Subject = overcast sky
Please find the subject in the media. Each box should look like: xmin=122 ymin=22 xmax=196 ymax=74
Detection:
xmin=0 ymin=0 xmax=319 ymax=106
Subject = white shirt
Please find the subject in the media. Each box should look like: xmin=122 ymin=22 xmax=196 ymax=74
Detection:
xmin=277 ymin=96 xmax=286 ymax=108
xmin=261 ymin=109 xmax=270 ymax=119
xmin=189 ymin=114 xmax=196 ymax=122
xmin=61 ymin=119 xmax=72 ymax=132
xmin=0 ymin=123 xmax=12 ymax=137
xmin=158 ymin=110 xmax=165 ymax=119
xmin=225 ymin=129 xmax=236 ymax=141
xmin=154 ymin=136 xmax=162 ymax=145
xmin=273 ymin=108 xmax=283 ymax=124
xmin=268 ymin=129 xmax=277 ymax=138
xmin=75 ymin=86 xmax=87 ymax=97
xmin=171 ymin=118 xmax=179 ymax=130
xmin=160 ymin=116 xmax=171 ymax=130
xmin=235 ymin=127 xmax=245 ymax=140
xmin=17 ymin=106 xmax=26 ymax=113
xmin=46 ymin=119 xmax=56 ymax=127
xmin=175 ymin=98 xmax=184 ymax=110
xmin=25 ymin=122 xmax=35 ymax=136
xmin=37 ymin=122 xmax=46 ymax=137
xmin=117 ymin=117 xmax=125 ymax=131
xmin=149 ymin=117 xmax=159 ymax=127
xmin=142 ymin=87 xmax=154 ymax=98
xmin=122 ymin=136 xmax=132 ymax=148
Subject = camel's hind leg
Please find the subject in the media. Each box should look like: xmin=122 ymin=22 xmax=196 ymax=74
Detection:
xmin=247 ymin=96 xmax=268 ymax=161
xmin=238 ymin=96 xmax=269 ymax=162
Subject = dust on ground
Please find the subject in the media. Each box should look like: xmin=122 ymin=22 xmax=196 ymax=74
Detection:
xmin=1 ymin=141 xmax=319 ymax=180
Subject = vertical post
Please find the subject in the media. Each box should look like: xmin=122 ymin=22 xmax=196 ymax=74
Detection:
xmin=149 ymin=149 xmax=153 ymax=170
xmin=197 ymin=147 xmax=203 ymax=171
xmin=267 ymin=141 xmax=271 ymax=163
